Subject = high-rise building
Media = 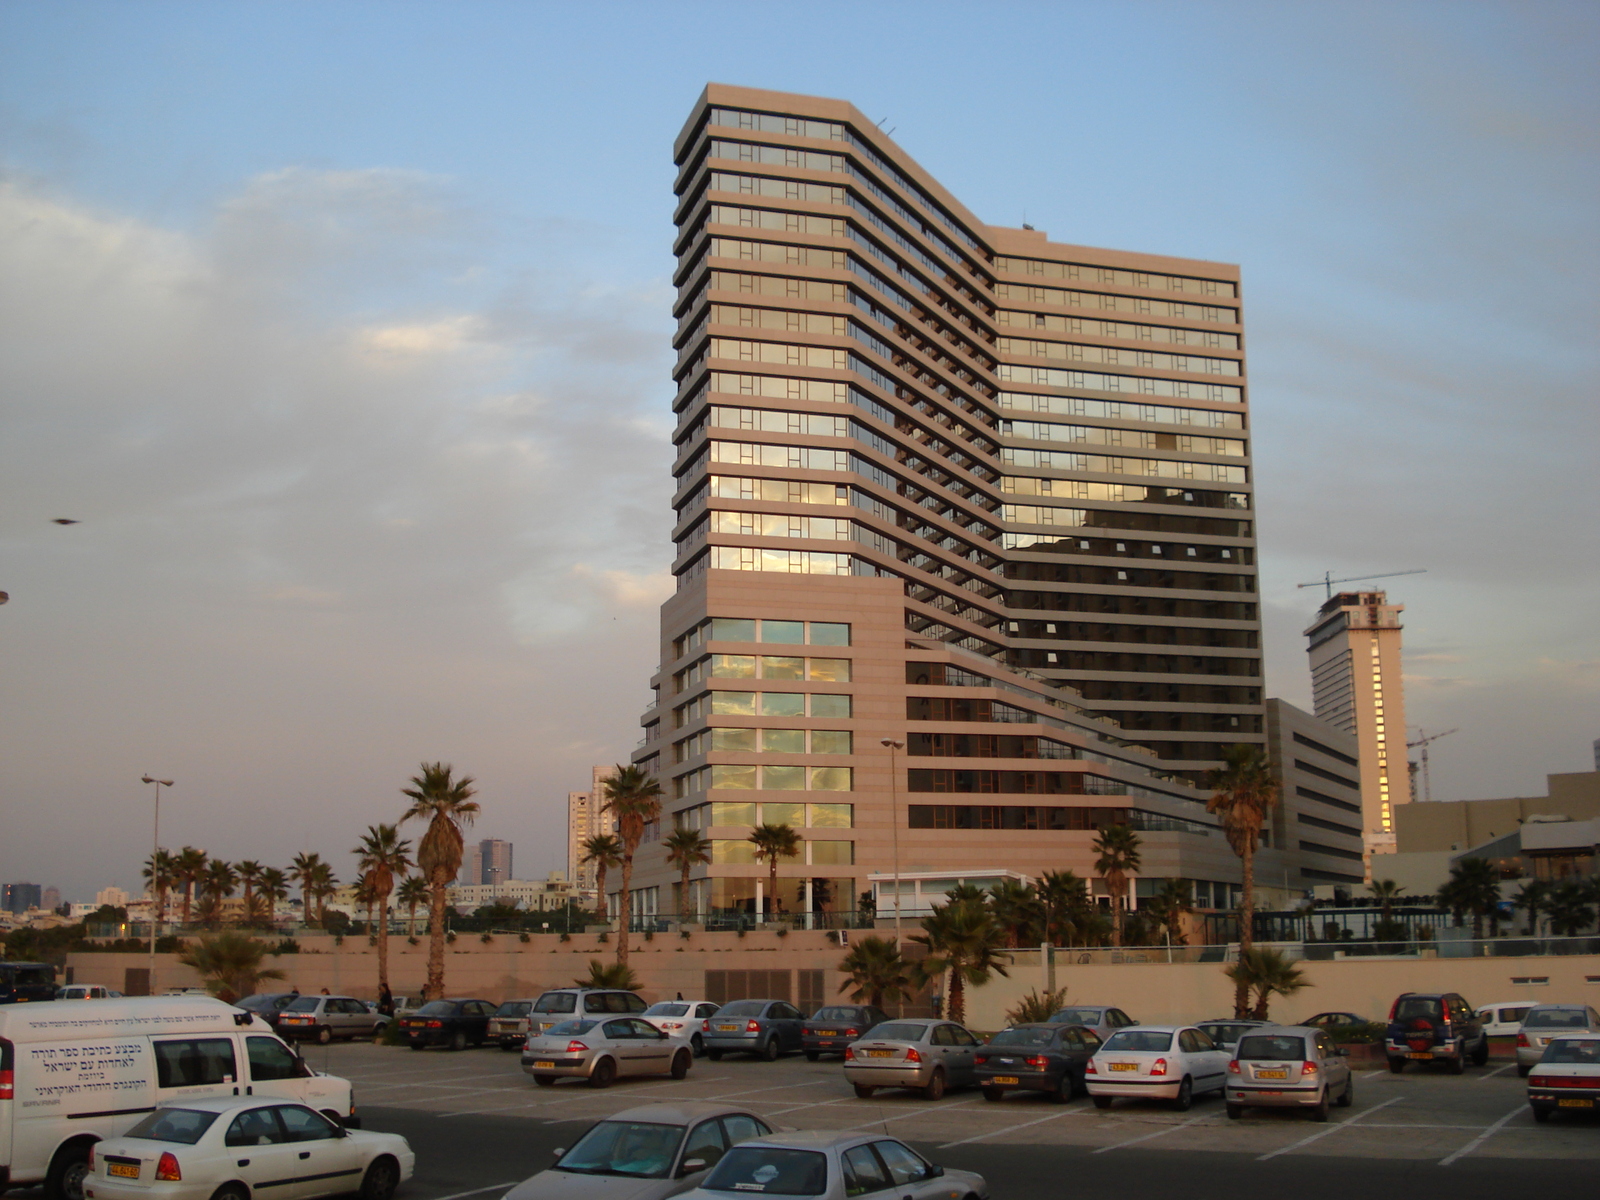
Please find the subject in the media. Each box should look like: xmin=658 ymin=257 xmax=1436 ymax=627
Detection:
xmin=1263 ymin=699 xmax=1366 ymax=888
xmin=625 ymin=85 xmax=1267 ymax=926
xmin=1304 ymin=590 xmax=1408 ymax=871
xmin=568 ymin=766 xmax=619 ymax=895
xmin=3 ymin=882 xmax=42 ymax=914
xmin=478 ymin=839 xmax=513 ymax=890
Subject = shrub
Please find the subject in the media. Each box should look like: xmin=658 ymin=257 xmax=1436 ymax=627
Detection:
xmin=480 ymin=933 xmax=493 ymax=944
xmin=519 ymin=932 xmax=530 ymax=943
xmin=269 ymin=938 xmax=301 ymax=956
xmin=1004 ymin=987 xmax=1070 ymax=1026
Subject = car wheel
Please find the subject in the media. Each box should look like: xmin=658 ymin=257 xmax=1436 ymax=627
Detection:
xmin=1226 ymin=1103 xmax=1243 ymax=1120
xmin=1517 ymin=1064 xmax=1532 ymax=1078
xmin=1172 ymin=1076 xmax=1193 ymax=1112
xmin=359 ymin=1156 xmax=401 ymax=1200
xmin=924 ymin=1069 xmax=947 ymax=1101
xmin=589 ymin=1057 xmax=617 ymax=1088
xmin=982 ymin=1087 xmax=1004 ymax=1102
xmin=1092 ymin=1095 xmax=1113 ymax=1109
xmin=47 ymin=1142 xmax=92 ymax=1200
xmin=804 ymin=1050 xmax=820 ymax=1062
xmin=1337 ymin=1075 xmax=1354 ymax=1108
xmin=1386 ymin=1056 xmax=1405 ymax=1074
xmin=210 ymin=1186 xmax=249 ymax=1200
xmin=1050 ymin=1073 xmax=1073 ymax=1104
xmin=1532 ymin=1106 xmax=1550 ymax=1123
xmin=1471 ymin=1038 xmax=1489 ymax=1067
xmin=316 ymin=1025 xmax=333 ymax=1045
xmin=691 ymin=1033 xmax=705 ymax=1057
xmin=449 ymin=1029 xmax=467 ymax=1053
xmin=707 ymin=1049 xmax=724 ymax=1062
xmin=761 ymin=1037 xmax=780 ymax=1062
xmin=372 ymin=1025 xmax=387 ymax=1044
xmin=671 ymin=1049 xmax=692 ymax=1080
xmin=533 ymin=1075 xmax=556 ymax=1087
xmin=1310 ymin=1088 xmax=1330 ymax=1122
xmin=853 ymin=1083 xmax=876 ymax=1099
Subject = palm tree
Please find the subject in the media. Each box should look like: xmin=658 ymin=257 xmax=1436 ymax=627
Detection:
xmin=1437 ymin=858 xmax=1501 ymax=939
xmin=400 ymin=760 xmax=480 ymax=1001
xmin=1205 ymin=744 xmax=1279 ymax=1017
xmin=836 ymin=936 xmax=913 ymax=1009
xmin=747 ymin=823 xmax=801 ymax=924
xmin=177 ymin=930 xmax=286 ymax=1003
xmin=142 ymin=849 xmax=177 ymax=929
xmin=1513 ymin=879 xmax=1550 ymax=937
xmin=1545 ymin=880 xmax=1596 ymax=937
xmin=1225 ymin=947 xmax=1311 ymax=1020
xmin=289 ymin=853 xmax=324 ymax=926
xmin=198 ymin=860 xmax=238 ymax=926
xmin=1092 ymin=825 xmax=1142 ymax=948
xmin=173 ymin=846 xmax=208 ymax=926
xmin=663 ymin=828 xmax=712 ymax=923
xmin=1036 ymin=869 xmax=1090 ymax=946
xmin=945 ymin=881 xmax=988 ymax=906
xmin=574 ymin=960 xmax=642 ymax=990
xmin=580 ymin=834 xmax=624 ymax=923
xmin=910 ymin=899 xmax=1011 ymax=1026
xmin=1368 ymin=878 xmax=1407 ymax=941
xmin=1147 ymin=878 xmax=1193 ymax=947
xmin=601 ymin=765 xmax=664 ymax=966
xmin=987 ymin=878 xmax=1041 ymax=948
xmin=305 ymin=860 xmax=338 ymax=927
xmin=257 ymin=868 xmax=290 ymax=924
xmin=396 ymin=875 xmax=429 ymax=937
xmin=234 ymin=861 xmax=264 ymax=924
xmin=354 ymin=823 xmax=413 ymax=999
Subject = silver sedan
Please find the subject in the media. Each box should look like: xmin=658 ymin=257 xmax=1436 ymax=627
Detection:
xmin=842 ymin=1019 xmax=981 ymax=1100
xmin=522 ymin=1017 xmax=695 ymax=1088
xmin=678 ymin=1129 xmax=987 ymax=1200
xmin=1517 ymin=1005 xmax=1600 ymax=1075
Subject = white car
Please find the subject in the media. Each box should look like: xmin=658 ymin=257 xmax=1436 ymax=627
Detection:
xmin=1477 ymin=1001 xmax=1535 ymax=1038
xmin=84 ymin=1098 xmax=412 ymax=1200
xmin=1085 ymin=1025 xmax=1230 ymax=1111
xmin=640 ymin=998 xmax=723 ymax=1056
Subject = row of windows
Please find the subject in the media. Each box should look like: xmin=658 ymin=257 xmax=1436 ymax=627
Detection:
xmin=676 ymin=800 xmax=854 ymax=829
xmin=703 ymin=475 xmax=849 ymax=506
xmin=675 ymin=690 xmax=854 ymax=725
xmin=999 ymin=364 xmax=1242 ymax=405
xmin=707 ymin=204 xmax=847 ymax=242
xmin=675 ymin=727 xmax=853 ymax=759
xmin=709 ymin=439 xmax=849 ymax=472
xmin=997 ymin=391 xmax=1244 ymax=430
xmin=907 ymin=768 xmax=1127 ymax=795
xmin=707 ymin=303 xmax=847 ymax=336
xmin=709 ymin=405 xmax=848 ymax=438
xmin=995 ymin=282 xmax=1236 ymax=325
xmin=708 ymin=139 xmax=846 ymax=175
xmin=711 ymin=839 xmax=855 ymax=865
xmin=1001 ymin=450 xmax=1248 ymax=485
xmin=676 ymin=654 xmax=852 ymax=691
xmin=993 ymin=257 xmax=1238 ymax=299
xmin=996 ymin=310 xmax=1239 ymax=349
xmin=1001 ymin=421 xmax=1245 ymax=458
xmin=709 ymin=511 xmax=851 ymax=541
xmin=1007 ymin=616 xmax=1256 ymax=644
xmin=707 ymin=371 xmax=848 ymax=404
xmin=999 ymin=337 xmax=1241 ymax=378
xmin=708 ymin=107 xmax=847 ymax=143
xmin=1009 ymin=647 xmax=1259 ymax=676
xmin=709 ymin=546 xmax=856 ymax=576
xmin=677 ymin=616 xmax=851 ymax=652
xmin=707 ymin=171 xmax=845 ymax=208
xmin=707 ymin=335 xmax=847 ymax=371
xmin=908 ymin=733 xmax=1081 ymax=760
xmin=675 ymin=764 xmax=854 ymax=796
xmin=908 ymin=804 xmax=1131 ymax=831
xmin=707 ymin=270 xmax=847 ymax=306
xmin=1005 ymin=483 xmax=1250 ymax=512
xmin=1007 ymin=588 xmax=1258 ymax=621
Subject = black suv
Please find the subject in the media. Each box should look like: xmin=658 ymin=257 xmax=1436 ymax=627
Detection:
xmin=398 ymin=997 xmax=497 ymax=1050
xmin=1385 ymin=992 xmax=1489 ymax=1074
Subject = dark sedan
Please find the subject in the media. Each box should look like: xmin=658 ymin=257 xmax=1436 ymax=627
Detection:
xmin=802 ymin=1005 xmax=890 ymax=1061
xmin=235 ymin=992 xmax=299 ymax=1030
xmin=975 ymin=1023 xmax=1102 ymax=1102
xmin=398 ymin=997 xmax=497 ymax=1050
xmin=704 ymin=999 xmax=806 ymax=1060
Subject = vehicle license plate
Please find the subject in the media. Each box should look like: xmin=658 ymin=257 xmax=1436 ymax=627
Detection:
xmin=819 ymin=1030 xmax=839 ymax=1036
xmin=1558 ymin=1098 xmax=1594 ymax=1108
xmin=867 ymin=1049 xmax=893 ymax=1058
xmin=992 ymin=1075 xmax=1020 ymax=1085
xmin=108 ymin=1164 xmax=140 ymax=1179
xmin=1258 ymin=1069 xmax=1287 ymax=1079
xmin=718 ymin=1024 xmax=740 ymax=1031
xmin=1110 ymin=1062 xmax=1138 ymax=1072
xmin=534 ymin=1060 xmax=555 ymax=1069
xmin=1406 ymin=1052 xmax=1433 ymax=1059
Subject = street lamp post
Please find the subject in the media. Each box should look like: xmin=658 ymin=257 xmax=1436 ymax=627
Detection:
xmin=141 ymin=775 xmax=173 ymax=992
xmin=880 ymin=738 xmax=906 ymax=1015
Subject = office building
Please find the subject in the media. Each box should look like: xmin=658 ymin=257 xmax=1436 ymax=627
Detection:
xmin=625 ymin=84 xmax=1270 ymax=926
xmin=3 ymin=882 xmax=42 ymax=914
xmin=1304 ymin=590 xmax=1408 ymax=866
xmin=568 ymin=766 xmax=619 ymax=896
xmin=455 ymin=839 xmax=514 ymax=888
xmin=1264 ymin=699 xmax=1366 ymax=886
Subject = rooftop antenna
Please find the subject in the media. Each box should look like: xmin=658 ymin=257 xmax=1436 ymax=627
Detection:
xmin=1407 ymin=728 xmax=1458 ymax=803
xmin=1297 ymin=569 xmax=1427 ymax=601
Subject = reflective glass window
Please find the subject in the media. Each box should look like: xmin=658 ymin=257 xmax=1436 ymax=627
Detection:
xmin=712 ymin=618 xmax=757 ymax=641
xmin=808 ymin=803 xmax=853 ymax=828
xmin=711 ymin=801 xmax=757 ymax=826
xmin=711 ymin=765 xmax=757 ymax=790
xmin=809 ymin=622 xmax=850 ymax=646
xmin=810 ymin=730 xmax=852 ymax=754
xmin=761 ymin=656 xmax=805 ymax=680
xmin=762 ymin=620 xmax=805 ymax=644
xmin=807 ymin=658 xmax=851 ymax=682
xmin=763 ymin=765 xmax=806 ymax=790
xmin=762 ymin=802 xmax=806 ymax=826
xmin=761 ymin=692 xmax=806 ymax=717
xmin=809 ymin=841 xmax=854 ymax=865
xmin=762 ymin=728 xmax=806 ymax=753
xmin=711 ymin=691 xmax=756 ymax=715
xmin=809 ymin=767 xmax=853 ymax=791
xmin=712 ymin=654 xmax=756 ymax=678
xmin=711 ymin=840 xmax=757 ymax=865
xmin=809 ymin=694 xmax=852 ymax=718
xmin=711 ymin=728 xmax=756 ymax=752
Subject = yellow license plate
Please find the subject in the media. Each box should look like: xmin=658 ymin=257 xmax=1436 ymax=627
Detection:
xmin=1407 ymin=1052 xmax=1433 ymax=1059
xmin=717 ymin=1024 xmax=739 ymax=1031
xmin=533 ymin=1060 xmax=555 ymax=1069
xmin=818 ymin=1030 xmax=839 ymax=1036
xmin=866 ymin=1049 xmax=893 ymax=1058
xmin=1258 ymin=1069 xmax=1287 ymax=1079
xmin=108 ymin=1164 xmax=140 ymax=1179
xmin=1558 ymin=1098 xmax=1594 ymax=1108
xmin=991 ymin=1075 xmax=1019 ymax=1085
xmin=1110 ymin=1062 xmax=1138 ymax=1072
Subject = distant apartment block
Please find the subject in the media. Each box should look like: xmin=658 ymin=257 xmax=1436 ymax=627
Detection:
xmin=1264 ymin=699 xmax=1367 ymax=886
xmin=3 ymin=882 xmax=42 ymax=914
xmin=568 ymin=766 xmax=619 ymax=895
xmin=457 ymin=839 xmax=514 ymax=888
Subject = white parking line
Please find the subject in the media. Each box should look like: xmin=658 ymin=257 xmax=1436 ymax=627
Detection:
xmin=423 ymin=1183 xmax=518 ymax=1200
xmin=1091 ymin=1109 xmax=1216 ymax=1154
xmin=939 ymin=1106 xmax=1088 ymax=1148
xmin=704 ymin=1079 xmax=832 ymax=1099
xmin=764 ymin=1097 xmax=855 ymax=1117
xmin=1438 ymin=1104 xmax=1525 ymax=1167
xmin=1476 ymin=1063 xmax=1516 ymax=1081
xmin=843 ymin=1098 xmax=980 ymax=1130
xmin=1255 ymin=1095 xmax=1404 ymax=1161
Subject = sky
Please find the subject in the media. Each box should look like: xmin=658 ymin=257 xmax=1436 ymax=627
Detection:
xmin=1 ymin=0 xmax=1596 ymax=902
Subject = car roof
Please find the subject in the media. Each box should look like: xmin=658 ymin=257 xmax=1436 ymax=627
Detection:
xmin=1525 ymin=1004 xmax=1588 ymax=1011
xmin=740 ymin=1129 xmax=881 ymax=1150
xmin=1200 ymin=1018 xmax=1266 ymax=1025
xmin=1241 ymin=1025 xmax=1318 ymax=1036
xmin=1109 ymin=1024 xmax=1186 ymax=1033
xmin=598 ymin=1102 xmax=764 ymax=1123
xmin=149 ymin=1097 xmax=316 ymax=1115
xmin=540 ymin=987 xmax=635 ymax=995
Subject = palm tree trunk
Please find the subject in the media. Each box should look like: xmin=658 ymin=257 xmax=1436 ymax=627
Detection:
xmin=616 ymin=854 xmax=634 ymax=967
xmin=768 ymin=861 xmax=778 ymax=923
xmin=376 ymin=887 xmax=391 ymax=994
xmin=1235 ymin=841 xmax=1256 ymax=1019
xmin=406 ymin=903 xmax=416 ymax=938
xmin=948 ymin=967 xmax=964 ymax=1025
xmin=182 ymin=883 xmax=193 ymax=926
xmin=426 ymin=877 xmax=447 ymax=1001
xmin=595 ymin=865 xmax=609 ymax=922
xmin=679 ymin=866 xmax=690 ymax=924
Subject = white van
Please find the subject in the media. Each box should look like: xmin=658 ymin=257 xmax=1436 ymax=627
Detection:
xmin=0 ymin=996 xmax=355 ymax=1200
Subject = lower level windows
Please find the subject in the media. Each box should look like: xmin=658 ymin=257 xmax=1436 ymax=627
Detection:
xmin=907 ymin=768 xmax=1126 ymax=795
xmin=710 ymin=839 xmax=855 ymax=865
xmin=674 ymin=765 xmax=854 ymax=797
xmin=677 ymin=801 xmax=854 ymax=830
xmin=909 ymin=804 xmax=1129 ymax=831
xmin=711 ymin=546 xmax=854 ymax=574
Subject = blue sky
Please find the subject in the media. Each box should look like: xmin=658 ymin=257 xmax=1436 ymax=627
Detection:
xmin=2 ymin=1 xmax=1596 ymax=898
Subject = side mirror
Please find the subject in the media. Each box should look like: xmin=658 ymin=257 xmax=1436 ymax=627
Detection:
xmin=926 ymin=1164 xmax=945 ymax=1178
xmin=551 ymin=1148 xmax=565 ymax=1159
xmin=680 ymin=1158 xmax=707 ymax=1177
xmin=295 ymin=1059 xmax=316 ymax=1079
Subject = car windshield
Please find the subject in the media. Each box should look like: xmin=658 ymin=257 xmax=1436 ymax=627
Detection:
xmin=1543 ymin=1040 xmax=1600 ymax=1064
xmin=1102 ymin=1031 xmax=1172 ymax=1053
xmin=644 ymin=1002 xmax=690 ymax=1017
xmin=1201 ymin=1024 xmax=1259 ymax=1043
xmin=533 ymin=993 xmax=578 ymax=1013
xmin=810 ymin=1007 xmax=864 ymax=1022
xmin=717 ymin=1001 xmax=767 ymax=1017
xmin=870 ymin=1022 xmax=929 ymax=1042
xmin=1238 ymin=1035 xmax=1307 ymax=1062
xmin=285 ymin=997 xmax=321 ymax=1012
xmin=495 ymin=1002 xmax=532 ymax=1017
xmin=1394 ymin=998 xmax=1442 ymax=1021
xmin=415 ymin=1001 xmax=458 ymax=1016
xmin=702 ymin=1147 xmax=828 ymax=1196
xmin=1526 ymin=1010 xmax=1590 ymax=1029
xmin=544 ymin=1020 xmax=599 ymax=1037
xmin=990 ymin=1027 xmax=1054 ymax=1048
xmin=1051 ymin=1009 xmax=1107 ymax=1025
xmin=239 ymin=995 xmax=289 ymax=1011
xmin=556 ymin=1120 xmax=684 ymax=1178
xmin=124 ymin=1109 xmax=219 ymax=1145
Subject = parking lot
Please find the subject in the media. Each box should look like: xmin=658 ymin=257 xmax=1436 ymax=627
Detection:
xmin=304 ymin=1038 xmax=1599 ymax=1174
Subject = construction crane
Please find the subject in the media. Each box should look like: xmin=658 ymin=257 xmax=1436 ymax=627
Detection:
xmin=1407 ymin=728 xmax=1458 ymax=803
xmin=1297 ymin=569 xmax=1427 ymax=600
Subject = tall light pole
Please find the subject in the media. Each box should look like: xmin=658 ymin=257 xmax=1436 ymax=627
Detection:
xmin=141 ymin=775 xmax=173 ymax=991
xmin=880 ymin=737 xmax=906 ymax=1014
